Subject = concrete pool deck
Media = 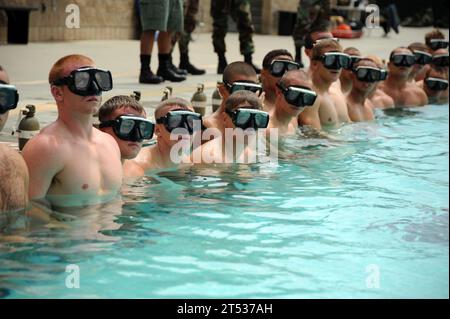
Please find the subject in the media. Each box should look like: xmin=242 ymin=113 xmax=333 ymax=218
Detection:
xmin=0 ymin=26 xmax=448 ymax=145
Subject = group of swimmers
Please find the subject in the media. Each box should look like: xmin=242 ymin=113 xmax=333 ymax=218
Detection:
xmin=0 ymin=28 xmax=448 ymax=213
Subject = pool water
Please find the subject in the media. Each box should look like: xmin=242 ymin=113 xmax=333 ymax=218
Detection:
xmin=0 ymin=105 xmax=448 ymax=299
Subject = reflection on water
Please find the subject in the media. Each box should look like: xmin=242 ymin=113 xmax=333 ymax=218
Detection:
xmin=0 ymin=105 xmax=448 ymax=298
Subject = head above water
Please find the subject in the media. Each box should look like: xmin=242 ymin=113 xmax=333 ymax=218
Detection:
xmin=425 ymin=29 xmax=447 ymax=52
xmin=219 ymin=62 xmax=259 ymax=105
xmin=261 ymin=50 xmax=295 ymax=99
xmin=351 ymin=58 xmax=381 ymax=94
xmin=311 ymin=39 xmax=345 ymax=83
xmin=305 ymin=24 xmax=334 ymax=59
xmin=223 ymin=91 xmax=267 ymax=131
xmin=99 ymin=95 xmax=148 ymax=160
xmin=49 ymin=54 xmax=106 ymax=116
xmin=154 ymin=97 xmax=197 ymax=147
xmin=0 ymin=65 xmax=11 ymax=132
xmin=276 ymin=70 xmax=315 ymax=117
xmin=388 ymin=47 xmax=415 ymax=78
xmin=262 ymin=49 xmax=294 ymax=70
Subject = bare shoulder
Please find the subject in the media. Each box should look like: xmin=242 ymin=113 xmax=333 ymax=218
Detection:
xmin=123 ymin=160 xmax=145 ymax=179
xmin=134 ymin=145 xmax=152 ymax=164
xmin=22 ymin=127 xmax=68 ymax=163
xmin=93 ymin=129 xmax=119 ymax=150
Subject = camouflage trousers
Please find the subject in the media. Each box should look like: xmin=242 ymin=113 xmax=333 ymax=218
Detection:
xmin=172 ymin=0 xmax=200 ymax=55
xmin=210 ymin=0 xmax=255 ymax=56
xmin=292 ymin=0 xmax=331 ymax=48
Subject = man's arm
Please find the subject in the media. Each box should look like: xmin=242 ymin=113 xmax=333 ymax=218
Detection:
xmin=298 ymin=98 xmax=322 ymax=130
xmin=22 ymin=135 xmax=64 ymax=200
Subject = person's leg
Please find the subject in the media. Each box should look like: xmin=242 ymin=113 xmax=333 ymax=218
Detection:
xmin=157 ymin=31 xmax=173 ymax=54
xmin=179 ymin=0 xmax=205 ymax=75
xmin=157 ymin=0 xmax=187 ymax=82
xmin=138 ymin=0 xmax=166 ymax=84
xmin=233 ymin=0 xmax=260 ymax=73
xmin=211 ymin=0 xmax=229 ymax=74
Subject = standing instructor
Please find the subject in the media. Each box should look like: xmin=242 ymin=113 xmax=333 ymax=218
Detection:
xmin=211 ymin=0 xmax=260 ymax=74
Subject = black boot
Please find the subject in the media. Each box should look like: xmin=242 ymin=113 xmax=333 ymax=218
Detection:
xmin=169 ymin=53 xmax=188 ymax=76
xmin=139 ymin=54 xmax=164 ymax=84
xmin=180 ymin=53 xmax=206 ymax=75
xmin=295 ymin=46 xmax=305 ymax=69
xmin=157 ymin=54 xmax=187 ymax=82
xmin=244 ymin=54 xmax=261 ymax=74
xmin=217 ymin=53 xmax=228 ymax=75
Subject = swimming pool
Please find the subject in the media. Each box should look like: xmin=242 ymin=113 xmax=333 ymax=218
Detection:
xmin=0 ymin=105 xmax=448 ymax=299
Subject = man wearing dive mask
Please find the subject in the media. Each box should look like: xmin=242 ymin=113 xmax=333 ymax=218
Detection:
xmin=260 ymin=49 xmax=299 ymax=113
xmin=425 ymin=30 xmax=448 ymax=54
xmin=408 ymin=42 xmax=433 ymax=83
xmin=431 ymin=50 xmax=449 ymax=69
xmin=192 ymin=90 xmax=269 ymax=164
xmin=0 ymin=66 xmax=29 ymax=214
xmin=204 ymin=61 xmax=260 ymax=138
xmin=0 ymin=66 xmax=17 ymax=132
xmin=346 ymin=59 xmax=384 ymax=122
xmin=304 ymin=39 xmax=351 ymax=129
xmin=267 ymin=69 xmax=317 ymax=136
xmin=420 ymin=67 xmax=449 ymax=105
xmin=99 ymin=95 xmax=155 ymax=179
xmin=338 ymin=47 xmax=363 ymax=96
xmin=380 ymin=47 xmax=428 ymax=108
xmin=22 ymin=55 xmax=123 ymax=208
xmin=133 ymin=98 xmax=201 ymax=171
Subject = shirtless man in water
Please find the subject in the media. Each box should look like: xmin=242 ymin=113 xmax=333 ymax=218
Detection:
xmin=22 ymin=55 xmax=123 ymax=208
xmin=300 ymin=39 xmax=352 ymax=129
xmin=260 ymin=49 xmax=299 ymax=113
xmin=419 ymin=66 xmax=449 ymax=105
xmin=379 ymin=47 xmax=428 ymax=108
xmin=203 ymin=62 xmax=260 ymax=135
xmin=269 ymin=69 xmax=317 ymax=136
xmin=346 ymin=58 xmax=384 ymax=122
xmin=133 ymin=98 xmax=201 ymax=171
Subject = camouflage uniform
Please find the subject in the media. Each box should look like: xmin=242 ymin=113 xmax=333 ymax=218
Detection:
xmin=210 ymin=0 xmax=255 ymax=56
xmin=178 ymin=0 xmax=199 ymax=55
xmin=292 ymin=0 xmax=331 ymax=48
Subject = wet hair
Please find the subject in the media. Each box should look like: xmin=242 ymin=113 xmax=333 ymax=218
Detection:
xmin=366 ymin=55 xmax=386 ymax=68
xmin=425 ymin=29 xmax=446 ymax=47
xmin=262 ymin=49 xmax=293 ymax=69
xmin=49 ymin=54 xmax=94 ymax=84
xmin=426 ymin=65 xmax=449 ymax=79
xmin=408 ymin=42 xmax=429 ymax=52
xmin=311 ymin=39 xmax=342 ymax=60
xmin=352 ymin=58 xmax=378 ymax=69
xmin=98 ymin=95 xmax=146 ymax=122
xmin=279 ymin=69 xmax=311 ymax=88
xmin=344 ymin=47 xmax=362 ymax=56
xmin=389 ymin=47 xmax=414 ymax=60
xmin=155 ymin=97 xmax=192 ymax=119
xmin=305 ymin=24 xmax=332 ymax=49
xmin=0 ymin=144 xmax=29 ymax=213
xmin=223 ymin=61 xmax=257 ymax=84
xmin=225 ymin=91 xmax=262 ymax=111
